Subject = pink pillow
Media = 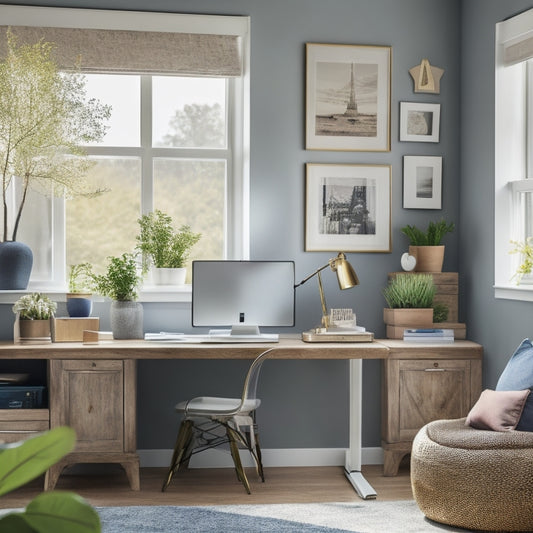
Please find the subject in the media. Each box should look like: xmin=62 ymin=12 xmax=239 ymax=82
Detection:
xmin=466 ymin=389 xmax=530 ymax=431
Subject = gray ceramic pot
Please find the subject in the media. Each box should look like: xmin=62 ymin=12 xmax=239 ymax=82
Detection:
xmin=110 ymin=300 xmax=143 ymax=339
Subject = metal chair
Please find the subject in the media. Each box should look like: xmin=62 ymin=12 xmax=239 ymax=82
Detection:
xmin=162 ymin=347 xmax=274 ymax=494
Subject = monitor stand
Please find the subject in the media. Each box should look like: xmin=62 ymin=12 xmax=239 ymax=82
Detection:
xmin=207 ymin=325 xmax=278 ymax=342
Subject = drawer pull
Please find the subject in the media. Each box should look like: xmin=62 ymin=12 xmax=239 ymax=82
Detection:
xmin=424 ymin=368 xmax=445 ymax=372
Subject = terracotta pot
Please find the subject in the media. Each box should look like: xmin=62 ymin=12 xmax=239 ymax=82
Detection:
xmin=383 ymin=307 xmax=434 ymax=339
xmin=409 ymin=245 xmax=445 ymax=272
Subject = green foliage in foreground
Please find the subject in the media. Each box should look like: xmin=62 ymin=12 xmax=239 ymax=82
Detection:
xmin=401 ymin=219 xmax=455 ymax=246
xmin=383 ymin=273 xmax=435 ymax=309
xmin=0 ymin=427 xmax=100 ymax=532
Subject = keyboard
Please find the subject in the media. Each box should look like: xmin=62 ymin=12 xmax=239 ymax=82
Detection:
xmin=144 ymin=332 xmax=279 ymax=343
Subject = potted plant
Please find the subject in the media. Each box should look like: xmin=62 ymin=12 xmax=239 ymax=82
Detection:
xmin=66 ymin=263 xmax=95 ymax=317
xmin=0 ymin=426 xmax=100 ymax=532
xmin=401 ymin=219 xmax=455 ymax=272
xmin=136 ymin=210 xmax=201 ymax=285
xmin=0 ymin=30 xmax=110 ymax=289
xmin=13 ymin=292 xmax=57 ymax=343
xmin=383 ymin=273 xmax=436 ymax=338
xmin=509 ymin=237 xmax=533 ymax=284
xmin=91 ymin=253 xmax=143 ymax=339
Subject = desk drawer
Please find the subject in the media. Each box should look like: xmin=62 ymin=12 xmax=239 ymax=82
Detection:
xmin=0 ymin=408 xmax=50 ymax=443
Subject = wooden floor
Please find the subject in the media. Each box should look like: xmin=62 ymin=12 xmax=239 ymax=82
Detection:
xmin=0 ymin=463 xmax=413 ymax=509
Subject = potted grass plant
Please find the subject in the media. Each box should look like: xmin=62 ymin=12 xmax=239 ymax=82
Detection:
xmin=66 ymin=262 xmax=94 ymax=317
xmin=136 ymin=210 xmax=201 ymax=285
xmin=382 ymin=273 xmax=436 ymax=338
xmin=401 ymin=219 xmax=455 ymax=272
xmin=91 ymin=253 xmax=143 ymax=339
xmin=12 ymin=292 xmax=57 ymax=343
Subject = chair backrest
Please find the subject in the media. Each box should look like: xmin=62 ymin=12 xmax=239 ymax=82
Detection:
xmin=240 ymin=347 xmax=275 ymax=405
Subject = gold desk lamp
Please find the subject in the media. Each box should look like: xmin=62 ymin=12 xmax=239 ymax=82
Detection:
xmin=295 ymin=252 xmax=371 ymax=342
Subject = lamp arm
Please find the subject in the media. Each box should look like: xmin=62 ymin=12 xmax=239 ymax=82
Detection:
xmin=294 ymin=262 xmax=330 ymax=288
xmin=317 ymin=270 xmax=329 ymax=328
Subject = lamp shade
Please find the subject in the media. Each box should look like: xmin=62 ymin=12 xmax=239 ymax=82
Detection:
xmin=331 ymin=252 xmax=359 ymax=290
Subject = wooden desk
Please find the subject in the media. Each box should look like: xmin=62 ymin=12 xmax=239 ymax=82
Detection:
xmin=0 ymin=337 xmax=387 ymax=499
xmin=0 ymin=338 xmax=483 ymax=498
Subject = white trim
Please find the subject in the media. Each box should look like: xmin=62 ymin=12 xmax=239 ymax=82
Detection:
xmin=495 ymin=9 xmax=533 ymax=299
xmin=138 ymin=447 xmax=384 ymax=469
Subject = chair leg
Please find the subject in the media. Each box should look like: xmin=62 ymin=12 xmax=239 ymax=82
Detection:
xmin=226 ymin=425 xmax=251 ymax=494
xmin=253 ymin=427 xmax=265 ymax=482
xmin=162 ymin=419 xmax=194 ymax=491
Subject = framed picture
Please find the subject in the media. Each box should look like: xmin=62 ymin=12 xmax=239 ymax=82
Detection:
xmin=403 ymin=156 xmax=442 ymax=209
xmin=306 ymin=43 xmax=391 ymax=152
xmin=399 ymin=102 xmax=440 ymax=142
xmin=305 ymin=163 xmax=391 ymax=252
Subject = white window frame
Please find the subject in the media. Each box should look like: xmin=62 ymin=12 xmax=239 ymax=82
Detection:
xmin=495 ymin=8 xmax=533 ymax=301
xmin=0 ymin=5 xmax=250 ymax=303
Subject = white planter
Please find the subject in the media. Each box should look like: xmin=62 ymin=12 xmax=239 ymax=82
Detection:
xmin=151 ymin=267 xmax=186 ymax=285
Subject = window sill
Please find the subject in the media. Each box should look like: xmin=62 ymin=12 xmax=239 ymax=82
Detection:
xmin=0 ymin=285 xmax=192 ymax=305
xmin=494 ymin=283 xmax=533 ymax=302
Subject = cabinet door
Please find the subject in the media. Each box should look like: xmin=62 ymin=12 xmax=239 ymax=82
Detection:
xmin=50 ymin=360 xmax=124 ymax=452
xmin=398 ymin=359 xmax=470 ymax=441
xmin=383 ymin=359 xmax=472 ymax=443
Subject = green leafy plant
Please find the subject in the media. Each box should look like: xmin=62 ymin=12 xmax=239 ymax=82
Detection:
xmin=509 ymin=237 xmax=533 ymax=284
xmin=91 ymin=253 xmax=141 ymax=301
xmin=136 ymin=210 xmax=201 ymax=271
xmin=0 ymin=29 xmax=111 ymax=242
xmin=68 ymin=263 xmax=94 ymax=293
xmin=12 ymin=293 xmax=57 ymax=320
xmin=383 ymin=273 xmax=436 ymax=309
xmin=432 ymin=302 xmax=449 ymax=323
xmin=0 ymin=426 xmax=101 ymax=532
xmin=401 ymin=219 xmax=455 ymax=246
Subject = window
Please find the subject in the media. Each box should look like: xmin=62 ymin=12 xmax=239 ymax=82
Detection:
xmin=495 ymin=7 xmax=533 ymax=301
xmin=0 ymin=6 xmax=250 ymax=298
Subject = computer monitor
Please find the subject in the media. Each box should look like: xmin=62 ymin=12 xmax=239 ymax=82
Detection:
xmin=192 ymin=260 xmax=295 ymax=336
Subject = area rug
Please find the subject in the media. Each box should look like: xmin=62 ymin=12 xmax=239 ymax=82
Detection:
xmin=97 ymin=501 xmax=469 ymax=532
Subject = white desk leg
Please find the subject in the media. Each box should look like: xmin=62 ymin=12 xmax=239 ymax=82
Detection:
xmin=344 ymin=358 xmax=377 ymax=500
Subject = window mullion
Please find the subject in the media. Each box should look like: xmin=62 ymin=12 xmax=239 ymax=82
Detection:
xmin=140 ymin=75 xmax=153 ymax=215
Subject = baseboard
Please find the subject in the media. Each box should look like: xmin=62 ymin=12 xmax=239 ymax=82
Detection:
xmin=138 ymin=447 xmax=384 ymax=468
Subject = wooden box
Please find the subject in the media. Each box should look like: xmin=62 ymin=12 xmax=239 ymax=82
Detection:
xmin=52 ymin=317 xmax=100 ymax=342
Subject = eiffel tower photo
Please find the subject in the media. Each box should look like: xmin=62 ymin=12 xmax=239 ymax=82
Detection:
xmin=344 ymin=63 xmax=358 ymax=118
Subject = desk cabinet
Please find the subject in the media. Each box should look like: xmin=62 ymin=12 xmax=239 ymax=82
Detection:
xmin=380 ymin=341 xmax=482 ymax=476
xmin=46 ymin=359 xmax=139 ymax=490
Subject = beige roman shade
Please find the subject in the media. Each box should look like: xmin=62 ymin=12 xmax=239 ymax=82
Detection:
xmin=0 ymin=25 xmax=242 ymax=77
xmin=503 ymin=35 xmax=533 ymax=66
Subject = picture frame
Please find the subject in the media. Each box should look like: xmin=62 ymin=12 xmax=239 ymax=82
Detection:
xmin=305 ymin=163 xmax=391 ymax=252
xmin=305 ymin=43 xmax=391 ymax=152
xmin=399 ymin=102 xmax=440 ymax=142
xmin=403 ymin=156 xmax=442 ymax=209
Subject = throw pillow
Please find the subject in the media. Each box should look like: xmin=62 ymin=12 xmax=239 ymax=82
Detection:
xmin=466 ymin=389 xmax=530 ymax=431
xmin=496 ymin=338 xmax=533 ymax=390
xmin=496 ymin=338 xmax=533 ymax=431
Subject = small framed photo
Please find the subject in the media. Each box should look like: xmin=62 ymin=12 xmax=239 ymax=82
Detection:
xmin=306 ymin=43 xmax=391 ymax=152
xmin=399 ymin=102 xmax=440 ymax=143
xmin=305 ymin=163 xmax=391 ymax=252
xmin=403 ymin=156 xmax=442 ymax=209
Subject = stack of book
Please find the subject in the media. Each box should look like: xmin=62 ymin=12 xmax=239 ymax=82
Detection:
xmin=403 ymin=328 xmax=455 ymax=343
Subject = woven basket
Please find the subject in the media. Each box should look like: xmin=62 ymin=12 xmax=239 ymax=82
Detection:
xmin=411 ymin=418 xmax=533 ymax=531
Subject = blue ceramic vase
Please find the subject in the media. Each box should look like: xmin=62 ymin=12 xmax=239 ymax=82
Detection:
xmin=0 ymin=241 xmax=33 ymax=289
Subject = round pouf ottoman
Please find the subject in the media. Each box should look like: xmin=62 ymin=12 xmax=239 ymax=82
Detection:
xmin=411 ymin=418 xmax=533 ymax=531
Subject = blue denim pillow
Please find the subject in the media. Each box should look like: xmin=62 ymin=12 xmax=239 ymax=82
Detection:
xmin=496 ymin=338 xmax=533 ymax=431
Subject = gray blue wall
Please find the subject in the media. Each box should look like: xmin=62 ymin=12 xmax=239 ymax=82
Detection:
xmin=4 ymin=0 xmax=516 ymax=454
